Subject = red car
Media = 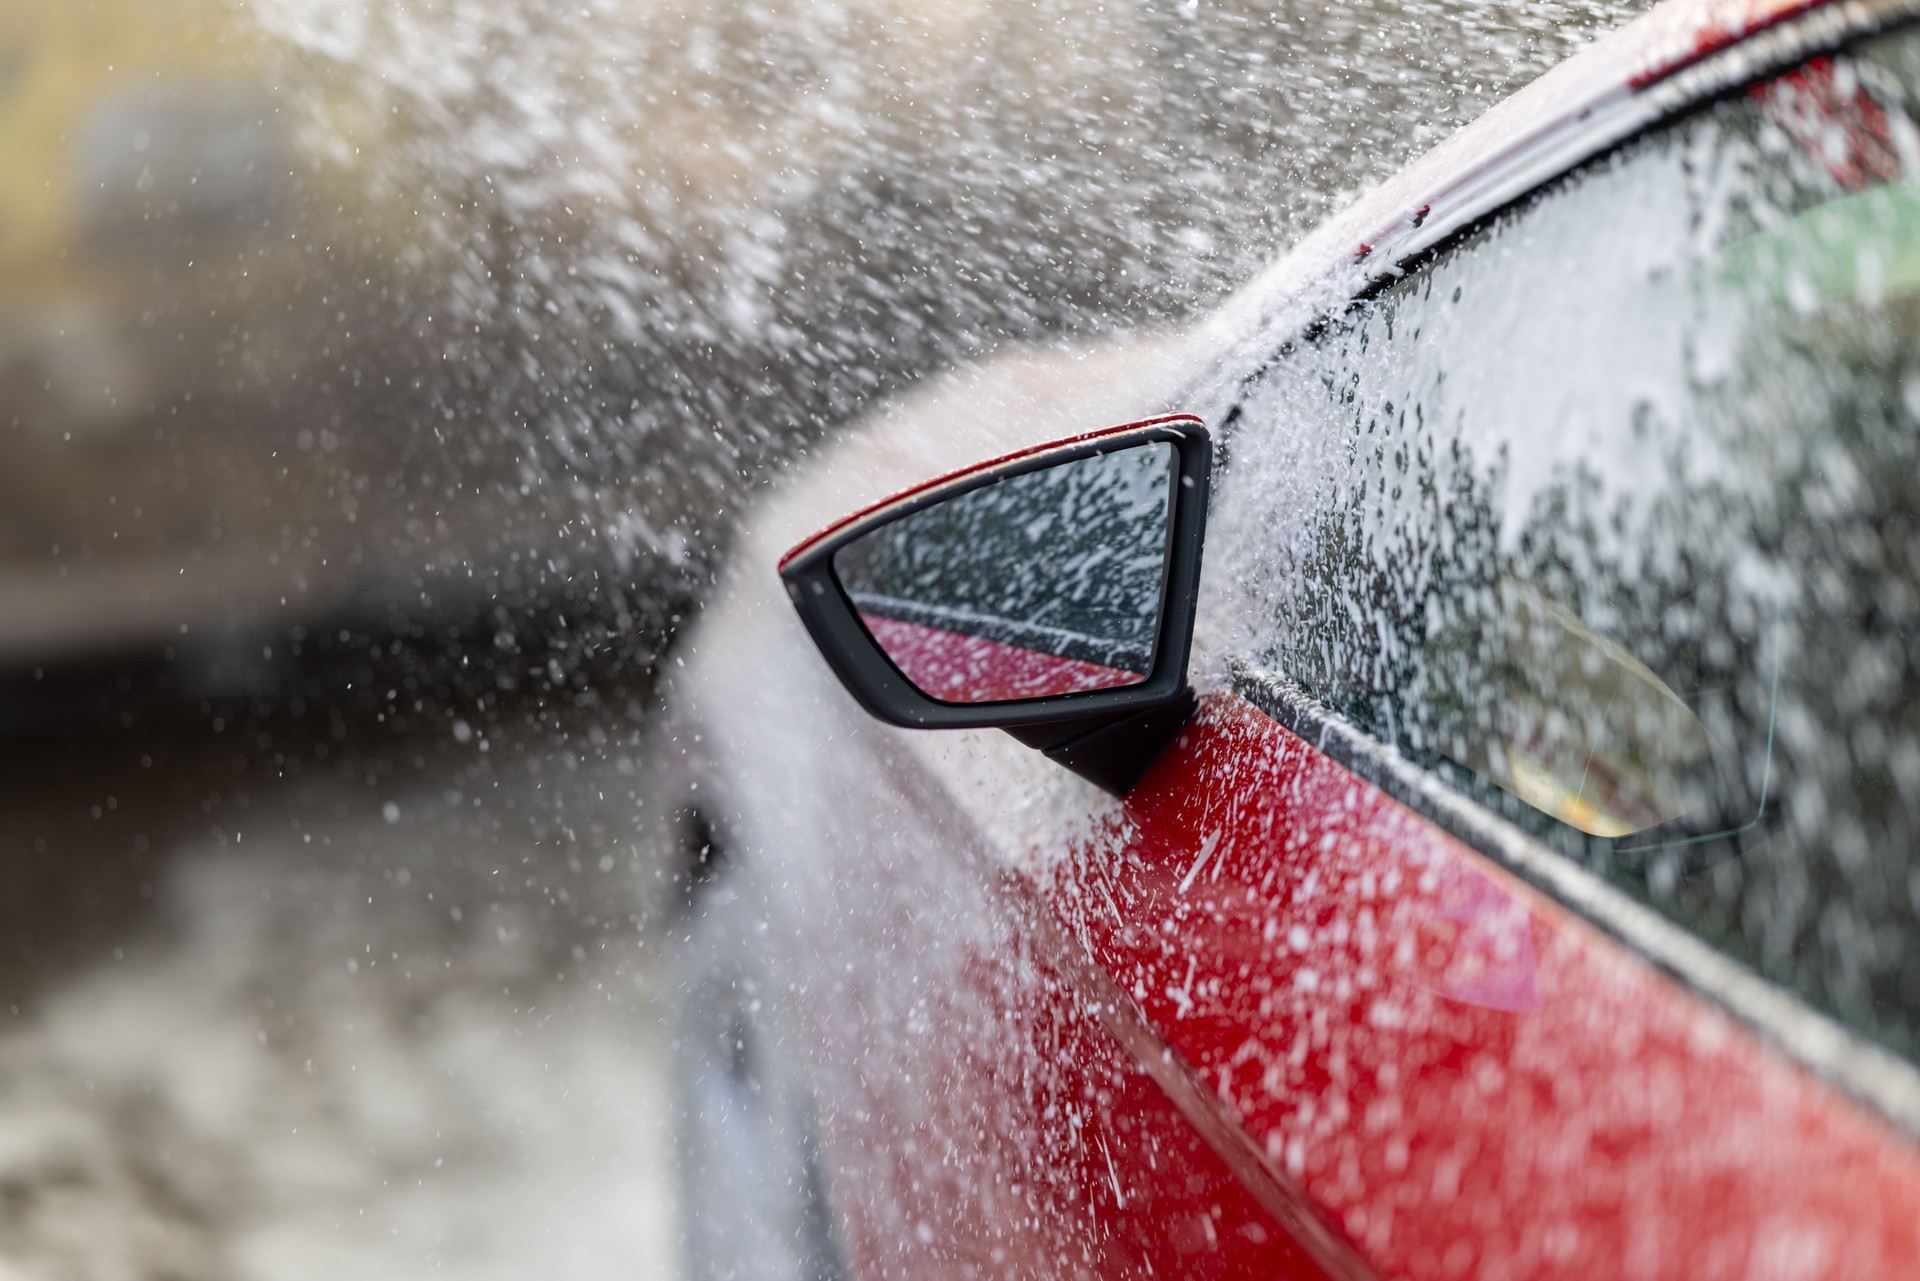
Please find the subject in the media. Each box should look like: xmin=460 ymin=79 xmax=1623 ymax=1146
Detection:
xmin=666 ymin=0 xmax=1920 ymax=1276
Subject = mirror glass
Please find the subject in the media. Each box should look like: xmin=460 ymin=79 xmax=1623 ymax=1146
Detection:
xmin=832 ymin=441 xmax=1175 ymax=704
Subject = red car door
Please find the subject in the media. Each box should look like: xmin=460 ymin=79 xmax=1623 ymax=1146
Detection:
xmin=1024 ymin=693 xmax=1920 ymax=1279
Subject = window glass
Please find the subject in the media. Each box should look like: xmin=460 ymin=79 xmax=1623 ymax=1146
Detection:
xmin=1211 ymin=25 xmax=1920 ymax=1058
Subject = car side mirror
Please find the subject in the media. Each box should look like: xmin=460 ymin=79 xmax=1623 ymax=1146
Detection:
xmin=778 ymin=415 xmax=1210 ymax=796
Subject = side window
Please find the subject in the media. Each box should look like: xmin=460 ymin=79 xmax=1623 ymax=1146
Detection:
xmin=1212 ymin=26 xmax=1920 ymax=1060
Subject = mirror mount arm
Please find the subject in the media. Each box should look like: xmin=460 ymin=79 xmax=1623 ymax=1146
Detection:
xmin=1004 ymin=685 xmax=1198 ymax=797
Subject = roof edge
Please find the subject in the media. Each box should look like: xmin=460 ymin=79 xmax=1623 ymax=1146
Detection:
xmin=1206 ymin=0 xmax=1920 ymax=357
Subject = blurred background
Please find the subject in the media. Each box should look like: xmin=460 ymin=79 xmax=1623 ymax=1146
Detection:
xmin=0 ymin=0 xmax=1638 ymax=1274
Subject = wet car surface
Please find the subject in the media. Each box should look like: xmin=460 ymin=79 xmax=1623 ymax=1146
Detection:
xmin=668 ymin=1 xmax=1920 ymax=1276
xmin=12 ymin=0 xmax=1799 ymax=1276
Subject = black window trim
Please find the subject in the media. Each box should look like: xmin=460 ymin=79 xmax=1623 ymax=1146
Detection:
xmin=1218 ymin=0 xmax=1920 ymax=1136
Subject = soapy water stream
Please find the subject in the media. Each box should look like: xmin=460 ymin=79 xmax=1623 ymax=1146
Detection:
xmin=234 ymin=0 xmax=1648 ymax=606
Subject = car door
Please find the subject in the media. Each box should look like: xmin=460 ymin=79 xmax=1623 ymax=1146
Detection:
xmin=1022 ymin=18 xmax=1920 ymax=1280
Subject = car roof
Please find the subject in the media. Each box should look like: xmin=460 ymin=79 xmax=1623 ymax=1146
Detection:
xmin=1203 ymin=0 xmax=1908 ymax=359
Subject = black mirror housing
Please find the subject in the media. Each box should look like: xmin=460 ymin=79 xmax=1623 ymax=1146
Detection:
xmin=778 ymin=415 xmax=1211 ymax=795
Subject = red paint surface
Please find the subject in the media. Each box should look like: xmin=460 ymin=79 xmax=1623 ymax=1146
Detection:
xmin=1628 ymin=0 xmax=1825 ymax=87
xmin=824 ymin=893 xmax=1337 ymax=1281
xmin=1020 ymin=693 xmax=1920 ymax=1280
xmin=1757 ymin=56 xmax=1903 ymax=189
xmin=859 ymin=612 xmax=1142 ymax=704
xmin=780 ymin=754 xmax=1331 ymax=1280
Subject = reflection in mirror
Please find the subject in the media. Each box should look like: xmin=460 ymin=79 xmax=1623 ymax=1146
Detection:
xmin=833 ymin=442 xmax=1174 ymax=704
